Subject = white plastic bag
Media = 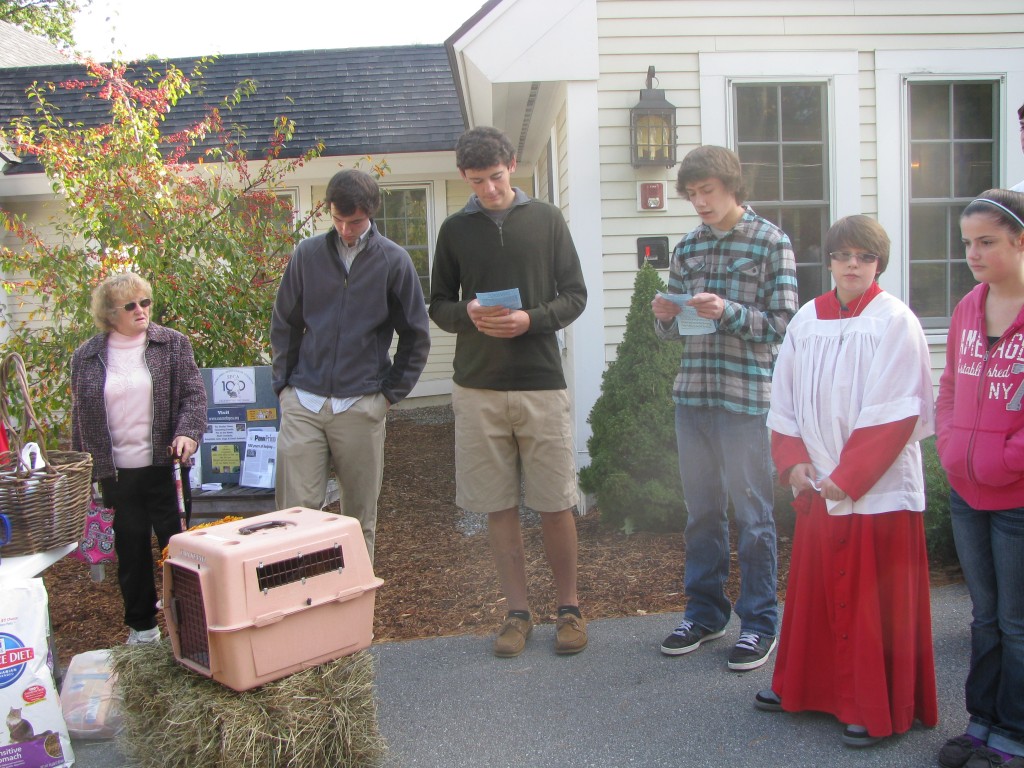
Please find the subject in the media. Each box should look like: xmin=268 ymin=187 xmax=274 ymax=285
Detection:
xmin=18 ymin=443 xmax=45 ymax=471
xmin=15 ymin=442 xmax=46 ymax=501
xmin=58 ymin=650 xmax=121 ymax=740
xmin=0 ymin=578 xmax=74 ymax=768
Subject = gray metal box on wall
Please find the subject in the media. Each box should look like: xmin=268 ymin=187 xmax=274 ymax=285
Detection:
xmin=199 ymin=366 xmax=280 ymax=485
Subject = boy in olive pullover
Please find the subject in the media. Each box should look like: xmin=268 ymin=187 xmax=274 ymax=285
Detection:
xmin=429 ymin=127 xmax=588 ymax=657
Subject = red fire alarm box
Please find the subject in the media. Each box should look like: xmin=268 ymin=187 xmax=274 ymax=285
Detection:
xmin=637 ymin=181 xmax=666 ymax=211
xmin=637 ymin=236 xmax=670 ymax=269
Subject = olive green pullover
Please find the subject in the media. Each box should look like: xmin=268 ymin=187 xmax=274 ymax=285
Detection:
xmin=428 ymin=190 xmax=586 ymax=391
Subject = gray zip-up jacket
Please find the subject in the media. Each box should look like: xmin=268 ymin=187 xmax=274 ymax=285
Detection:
xmin=271 ymin=223 xmax=430 ymax=403
xmin=70 ymin=323 xmax=208 ymax=481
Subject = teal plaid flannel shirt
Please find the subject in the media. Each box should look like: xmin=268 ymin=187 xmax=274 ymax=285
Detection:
xmin=657 ymin=207 xmax=799 ymax=415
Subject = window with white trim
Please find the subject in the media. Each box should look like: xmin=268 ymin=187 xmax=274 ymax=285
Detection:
xmin=375 ymin=186 xmax=431 ymax=298
xmin=875 ymin=49 xmax=1024 ymax=318
xmin=699 ymin=51 xmax=860 ymax=305
xmin=735 ymin=83 xmax=830 ymax=308
xmin=907 ymin=80 xmax=999 ymax=325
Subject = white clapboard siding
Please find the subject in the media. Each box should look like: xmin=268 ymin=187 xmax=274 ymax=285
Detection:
xmin=593 ymin=0 xmax=1024 ymax=386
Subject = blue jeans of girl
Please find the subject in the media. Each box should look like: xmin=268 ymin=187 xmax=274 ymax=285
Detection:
xmin=950 ymin=489 xmax=1024 ymax=756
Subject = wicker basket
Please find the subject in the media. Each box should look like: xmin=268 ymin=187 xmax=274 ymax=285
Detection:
xmin=0 ymin=352 xmax=92 ymax=557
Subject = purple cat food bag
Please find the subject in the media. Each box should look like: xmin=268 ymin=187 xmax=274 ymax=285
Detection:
xmin=1 ymin=578 xmax=74 ymax=768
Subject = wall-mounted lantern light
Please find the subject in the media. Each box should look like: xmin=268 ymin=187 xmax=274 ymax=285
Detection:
xmin=630 ymin=66 xmax=677 ymax=168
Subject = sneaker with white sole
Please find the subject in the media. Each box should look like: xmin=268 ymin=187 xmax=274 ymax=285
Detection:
xmin=660 ymin=618 xmax=726 ymax=656
xmin=727 ymin=631 xmax=777 ymax=671
xmin=126 ymin=627 xmax=161 ymax=645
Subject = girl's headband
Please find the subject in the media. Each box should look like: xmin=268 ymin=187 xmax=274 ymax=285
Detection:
xmin=972 ymin=197 xmax=1024 ymax=232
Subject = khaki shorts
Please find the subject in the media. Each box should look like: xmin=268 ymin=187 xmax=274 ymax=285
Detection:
xmin=452 ymin=384 xmax=579 ymax=515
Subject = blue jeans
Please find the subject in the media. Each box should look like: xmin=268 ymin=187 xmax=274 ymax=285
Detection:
xmin=675 ymin=405 xmax=778 ymax=637
xmin=950 ymin=490 xmax=1024 ymax=756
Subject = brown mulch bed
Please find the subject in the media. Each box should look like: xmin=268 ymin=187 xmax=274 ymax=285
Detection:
xmin=42 ymin=405 xmax=961 ymax=658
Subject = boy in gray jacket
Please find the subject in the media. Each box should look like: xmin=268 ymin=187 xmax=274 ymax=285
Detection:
xmin=271 ymin=169 xmax=430 ymax=561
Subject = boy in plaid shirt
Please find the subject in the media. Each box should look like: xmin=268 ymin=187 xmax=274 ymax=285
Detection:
xmin=652 ymin=145 xmax=798 ymax=671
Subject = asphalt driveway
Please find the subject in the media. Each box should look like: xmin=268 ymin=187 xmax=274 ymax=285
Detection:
xmin=71 ymin=582 xmax=971 ymax=768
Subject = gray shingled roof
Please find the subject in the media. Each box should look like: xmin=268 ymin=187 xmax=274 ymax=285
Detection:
xmin=0 ymin=20 xmax=70 ymax=68
xmin=0 ymin=45 xmax=465 ymax=172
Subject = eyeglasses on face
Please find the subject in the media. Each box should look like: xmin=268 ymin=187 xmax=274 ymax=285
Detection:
xmin=829 ymin=251 xmax=879 ymax=265
xmin=121 ymin=298 xmax=153 ymax=312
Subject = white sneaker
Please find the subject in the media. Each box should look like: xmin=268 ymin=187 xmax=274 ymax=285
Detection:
xmin=126 ymin=627 xmax=161 ymax=645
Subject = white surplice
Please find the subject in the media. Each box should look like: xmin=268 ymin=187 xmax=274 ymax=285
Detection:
xmin=767 ymin=290 xmax=934 ymax=516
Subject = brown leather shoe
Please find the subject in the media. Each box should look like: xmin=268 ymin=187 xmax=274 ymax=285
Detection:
xmin=555 ymin=613 xmax=588 ymax=654
xmin=493 ymin=615 xmax=532 ymax=657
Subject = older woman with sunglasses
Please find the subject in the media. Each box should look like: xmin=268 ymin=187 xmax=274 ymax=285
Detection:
xmin=755 ymin=216 xmax=938 ymax=747
xmin=71 ymin=272 xmax=206 ymax=644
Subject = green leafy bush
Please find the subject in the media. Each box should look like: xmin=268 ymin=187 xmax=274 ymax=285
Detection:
xmin=580 ymin=264 xmax=684 ymax=532
xmin=773 ymin=482 xmax=797 ymax=538
xmin=921 ymin=436 xmax=957 ymax=566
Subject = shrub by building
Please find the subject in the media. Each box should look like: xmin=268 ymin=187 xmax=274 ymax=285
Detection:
xmin=580 ymin=264 xmax=684 ymax=532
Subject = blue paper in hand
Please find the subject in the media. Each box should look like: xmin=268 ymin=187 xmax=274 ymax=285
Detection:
xmin=476 ymin=288 xmax=523 ymax=310
xmin=657 ymin=292 xmax=716 ymax=336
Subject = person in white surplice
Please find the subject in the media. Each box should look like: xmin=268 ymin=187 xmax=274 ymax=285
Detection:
xmin=756 ymin=215 xmax=939 ymax=748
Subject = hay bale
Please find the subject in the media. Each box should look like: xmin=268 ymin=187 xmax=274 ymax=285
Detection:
xmin=110 ymin=642 xmax=385 ymax=768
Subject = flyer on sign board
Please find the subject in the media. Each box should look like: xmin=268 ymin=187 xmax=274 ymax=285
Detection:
xmin=239 ymin=429 xmax=278 ymax=489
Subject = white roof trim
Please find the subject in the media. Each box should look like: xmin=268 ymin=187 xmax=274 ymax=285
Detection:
xmin=450 ymin=0 xmax=598 ymax=127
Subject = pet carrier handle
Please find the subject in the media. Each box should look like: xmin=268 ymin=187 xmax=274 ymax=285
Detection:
xmin=0 ymin=351 xmax=53 ymax=473
xmin=238 ymin=520 xmax=296 ymax=535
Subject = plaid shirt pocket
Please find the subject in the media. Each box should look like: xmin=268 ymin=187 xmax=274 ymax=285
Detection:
xmin=725 ymin=257 xmax=763 ymax=305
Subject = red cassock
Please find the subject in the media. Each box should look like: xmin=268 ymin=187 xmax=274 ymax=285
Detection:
xmin=771 ymin=411 xmax=938 ymax=737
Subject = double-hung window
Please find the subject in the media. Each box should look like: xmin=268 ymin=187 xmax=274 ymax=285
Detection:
xmin=735 ymin=83 xmax=830 ymax=309
xmin=876 ymin=49 xmax=1024 ymax=328
xmin=906 ymin=81 xmax=998 ymax=324
xmin=376 ymin=186 xmax=431 ymax=298
xmin=699 ymin=51 xmax=860 ymax=308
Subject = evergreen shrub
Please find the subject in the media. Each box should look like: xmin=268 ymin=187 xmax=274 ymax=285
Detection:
xmin=579 ymin=264 xmax=685 ymax=532
xmin=921 ymin=436 xmax=957 ymax=566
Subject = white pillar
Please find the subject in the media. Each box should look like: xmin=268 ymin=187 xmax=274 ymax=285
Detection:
xmin=563 ymin=79 xmax=604 ymax=470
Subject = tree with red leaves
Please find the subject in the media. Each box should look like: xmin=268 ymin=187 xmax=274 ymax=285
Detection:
xmin=0 ymin=58 xmax=361 ymax=444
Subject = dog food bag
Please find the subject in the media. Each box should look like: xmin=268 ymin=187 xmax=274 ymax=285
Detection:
xmin=59 ymin=649 xmax=122 ymax=740
xmin=0 ymin=578 xmax=74 ymax=768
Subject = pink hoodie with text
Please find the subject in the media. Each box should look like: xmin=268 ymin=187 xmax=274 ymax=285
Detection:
xmin=936 ymin=282 xmax=1024 ymax=510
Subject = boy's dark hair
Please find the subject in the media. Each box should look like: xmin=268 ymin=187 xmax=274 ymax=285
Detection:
xmin=675 ymin=145 xmax=747 ymax=204
xmin=1018 ymin=102 xmax=1024 ymax=121
xmin=824 ymin=215 xmax=891 ymax=276
xmin=325 ymin=169 xmax=381 ymax=217
xmin=962 ymin=188 xmax=1024 ymax=236
xmin=455 ymin=126 xmax=516 ymax=171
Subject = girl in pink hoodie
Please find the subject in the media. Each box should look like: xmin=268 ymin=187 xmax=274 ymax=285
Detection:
xmin=936 ymin=188 xmax=1024 ymax=768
